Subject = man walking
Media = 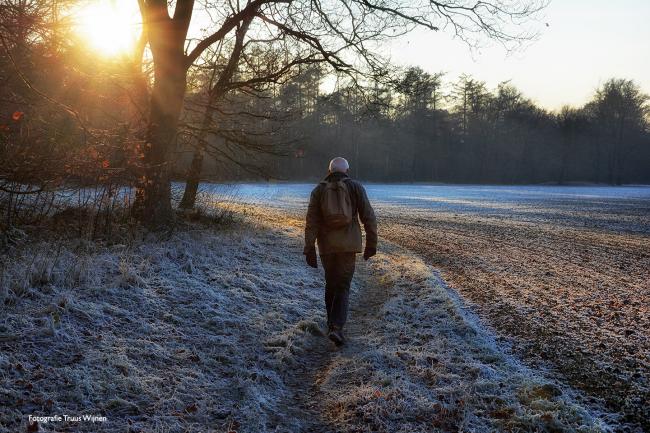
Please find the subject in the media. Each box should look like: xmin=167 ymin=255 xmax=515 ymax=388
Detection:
xmin=304 ymin=157 xmax=377 ymax=346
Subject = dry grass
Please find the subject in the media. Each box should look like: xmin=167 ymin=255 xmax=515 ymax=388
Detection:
xmin=0 ymin=220 xmax=326 ymax=432
xmin=0 ymin=192 xmax=634 ymax=432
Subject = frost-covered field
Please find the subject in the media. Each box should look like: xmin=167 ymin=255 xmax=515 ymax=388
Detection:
xmin=1 ymin=210 xmax=618 ymax=433
xmin=203 ymin=182 xmax=650 ymax=430
xmin=200 ymin=183 xmax=650 ymax=235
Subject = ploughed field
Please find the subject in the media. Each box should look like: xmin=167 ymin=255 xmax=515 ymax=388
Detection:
xmin=216 ymin=183 xmax=650 ymax=428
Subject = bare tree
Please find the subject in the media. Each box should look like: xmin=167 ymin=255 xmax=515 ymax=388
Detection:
xmin=178 ymin=16 xmax=254 ymax=209
xmin=135 ymin=0 xmax=546 ymax=226
xmin=178 ymin=16 xmax=329 ymax=209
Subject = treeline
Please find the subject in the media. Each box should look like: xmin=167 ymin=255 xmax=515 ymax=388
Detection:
xmin=2 ymin=0 xmax=649 ymax=233
xmin=243 ymin=67 xmax=649 ymax=184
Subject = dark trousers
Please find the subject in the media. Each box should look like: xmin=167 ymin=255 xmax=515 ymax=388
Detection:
xmin=320 ymin=252 xmax=356 ymax=330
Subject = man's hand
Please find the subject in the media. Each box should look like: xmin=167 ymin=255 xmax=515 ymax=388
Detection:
xmin=305 ymin=250 xmax=318 ymax=268
xmin=363 ymin=247 xmax=376 ymax=260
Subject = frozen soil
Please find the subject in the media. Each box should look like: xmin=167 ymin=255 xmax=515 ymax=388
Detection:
xmin=377 ymin=203 xmax=650 ymax=430
xmin=1 ymin=215 xmax=612 ymax=432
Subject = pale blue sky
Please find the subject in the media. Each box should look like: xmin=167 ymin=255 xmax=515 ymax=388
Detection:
xmin=387 ymin=0 xmax=650 ymax=111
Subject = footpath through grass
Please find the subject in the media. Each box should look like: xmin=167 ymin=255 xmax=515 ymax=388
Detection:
xmin=0 ymin=214 xmax=614 ymax=432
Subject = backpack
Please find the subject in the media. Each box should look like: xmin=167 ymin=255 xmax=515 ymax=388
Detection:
xmin=319 ymin=179 xmax=353 ymax=228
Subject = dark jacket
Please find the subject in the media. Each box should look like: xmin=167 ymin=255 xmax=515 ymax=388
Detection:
xmin=304 ymin=172 xmax=377 ymax=255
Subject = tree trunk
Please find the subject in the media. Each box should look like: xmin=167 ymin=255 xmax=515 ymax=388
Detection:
xmin=179 ymin=150 xmax=204 ymax=209
xmin=179 ymin=16 xmax=252 ymax=209
xmin=133 ymin=4 xmax=192 ymax=228
xmin=179 ymin=107 xmax=214 ymax=209
xmin=135 ymin=56 xmax=187 ymax=227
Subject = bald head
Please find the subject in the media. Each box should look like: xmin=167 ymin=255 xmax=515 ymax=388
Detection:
xmin=328 ymin=157 xmax=349 ymax=174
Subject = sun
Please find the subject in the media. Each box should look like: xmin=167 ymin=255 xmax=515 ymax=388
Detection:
xmin=74 ymin=1 xmax=141 ymax=57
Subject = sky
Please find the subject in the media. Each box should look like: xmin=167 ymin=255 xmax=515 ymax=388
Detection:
xmin=74 ymin=0 xmax=649 ymax=112
xmin=386 ymin=0 xmax=650 ymax=111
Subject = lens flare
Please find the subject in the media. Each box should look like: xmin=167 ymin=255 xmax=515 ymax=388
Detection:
xmin=74 ymin=1 xmax=141 ymax=57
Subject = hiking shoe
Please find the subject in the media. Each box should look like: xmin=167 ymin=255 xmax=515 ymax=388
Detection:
xmin=328 ymin=327 xmax=345 ymax=346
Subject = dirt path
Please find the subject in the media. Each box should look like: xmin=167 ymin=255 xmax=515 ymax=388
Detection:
xmin=265 ymin=238 xmax=612 ymax=432
xmin=270 ymin=338 xmax=333 ymax=432
xmin=271 ymin=256 xmax=393 ymax=432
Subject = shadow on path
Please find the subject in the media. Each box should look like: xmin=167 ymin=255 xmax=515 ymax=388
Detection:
xmin=270 ymin=256 xmax=388 ymax=433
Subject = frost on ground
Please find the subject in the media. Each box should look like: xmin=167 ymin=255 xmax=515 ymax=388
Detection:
xmin=1 ymin=221 xmax=325 ymax=432
xmin=1 ymin=214 xmax=613 ymax=432
xmin=219 ymin=184 xmax=650 ymax=431
xmin=377 ymin=203 xmax=650 ymax=430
